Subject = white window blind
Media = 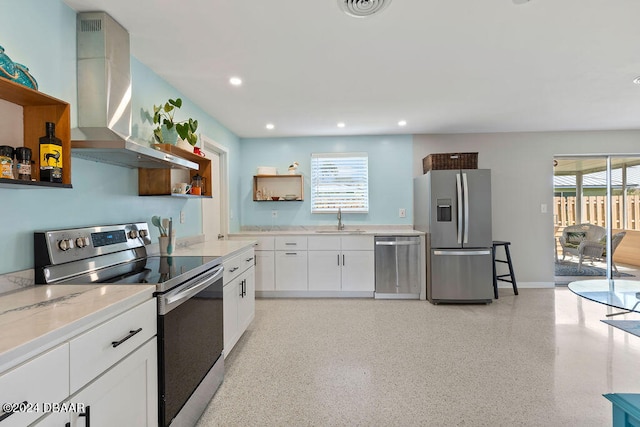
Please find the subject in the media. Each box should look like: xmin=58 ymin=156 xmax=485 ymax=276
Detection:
xmin=310 ymin=152 xmax=369 ymax=213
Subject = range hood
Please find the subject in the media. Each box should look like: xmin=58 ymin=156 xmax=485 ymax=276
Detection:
xmin=71 ymin=12 xmax=197 ymax=170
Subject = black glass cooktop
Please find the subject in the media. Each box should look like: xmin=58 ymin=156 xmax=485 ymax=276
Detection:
xmin=63 ymin=255 xmax=220 ymax=292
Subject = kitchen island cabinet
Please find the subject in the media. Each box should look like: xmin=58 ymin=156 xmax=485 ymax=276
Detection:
xmin=0 ymin=285 xmax=157 ymax=426
xmin=223 ymin=246 xmax=255 ymax=357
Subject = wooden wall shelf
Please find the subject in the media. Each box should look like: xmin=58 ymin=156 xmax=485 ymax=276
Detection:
xmin=138 ymin=144 xmax=212 ymax=197
xmin=253 ymin=174 xmax=303 ymax=201
xmin=0 ymin=78 xmax=72 ymax=187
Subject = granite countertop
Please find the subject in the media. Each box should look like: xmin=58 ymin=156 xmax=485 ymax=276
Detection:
xmin=0 ymin=284 xmax=155 ymax=373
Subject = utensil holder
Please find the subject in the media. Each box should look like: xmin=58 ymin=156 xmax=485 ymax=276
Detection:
xmin=159 ymin=235 xmax=176 ymax=256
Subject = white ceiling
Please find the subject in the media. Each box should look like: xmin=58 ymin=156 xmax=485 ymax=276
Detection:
xmin=63 ymin=0 xmax=640 ymax=139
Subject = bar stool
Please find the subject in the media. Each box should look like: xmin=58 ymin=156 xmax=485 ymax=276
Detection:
xmin=492 ymin=241 xmax=518 ymax=299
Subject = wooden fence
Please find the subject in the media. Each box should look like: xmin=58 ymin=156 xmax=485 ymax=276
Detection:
xmin=554 ymin=195 xmax=640 ymax=230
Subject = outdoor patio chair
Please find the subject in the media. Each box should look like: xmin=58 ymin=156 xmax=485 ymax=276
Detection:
xmin=559 ymin=223 xmax=606 ymax=261
xmin=577 ymin=231 xmax=627 ymax=274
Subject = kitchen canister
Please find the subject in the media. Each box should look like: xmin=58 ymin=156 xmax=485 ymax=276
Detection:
xmin=0 ymin=145 xmax=15 ymax=179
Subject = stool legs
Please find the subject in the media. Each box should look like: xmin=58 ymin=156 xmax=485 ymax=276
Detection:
xmin=492 ymin=241 xmax=518 ymax=298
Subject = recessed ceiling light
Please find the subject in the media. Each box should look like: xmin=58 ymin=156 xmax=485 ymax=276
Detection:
xmin=229 ymin=77 xmax=242 ymax=86
xmin=398 ymin=120 xmax=407 ymax=127
xmin=634 ymin=76 xmax=640 ymax=85
xmin=337 ymin=122 xmax=346 ymax=128
xmin=266 ymin=123 xmax=275 ymax=130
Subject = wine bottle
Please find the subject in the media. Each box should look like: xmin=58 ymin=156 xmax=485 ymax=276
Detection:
xmin=39 ymin=122 xmax=63 ymax=183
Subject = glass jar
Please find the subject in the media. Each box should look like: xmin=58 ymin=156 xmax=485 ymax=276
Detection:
xmin=0 ymin=145 xmax=14 ymax=179
xmin=15 ymin=147 xmax=32 ymax=181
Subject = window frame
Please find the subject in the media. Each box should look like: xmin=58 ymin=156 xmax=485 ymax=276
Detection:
xmin=310 ymin=152 xmax=369 ymax=214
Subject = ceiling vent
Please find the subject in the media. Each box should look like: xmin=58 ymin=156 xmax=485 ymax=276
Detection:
xmin=338 ymin=0 xmax=392 ymax=18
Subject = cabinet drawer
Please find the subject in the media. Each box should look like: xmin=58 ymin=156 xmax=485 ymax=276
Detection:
xmin=275 ymin=236 xmax=307 ymax=250
xmin=341 ymin=235 xmax=374 ymax=251
xmin=0 ymin=344 xmax=69 ymax=427
xmin=69 ymin=299 xmax=157 ymax=393
xmin=308 ymin=236 xmax=340 ymax=251
xmin=223 ymin=248 xmax=255 ymax=284
xmin=254 ymin=236 xmax=274 ymax=251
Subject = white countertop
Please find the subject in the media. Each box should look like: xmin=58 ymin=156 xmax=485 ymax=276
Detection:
xmin=230 ymin=226 xmax=425 ymax=236
xmin=0 ymin=284 xmax=155 ymax=373
xmin=170 ymin=239 xmax=258 ymax=257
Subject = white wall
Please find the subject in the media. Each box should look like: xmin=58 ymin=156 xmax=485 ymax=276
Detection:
xmin=413 ymin=130 xmax=640 ymax=286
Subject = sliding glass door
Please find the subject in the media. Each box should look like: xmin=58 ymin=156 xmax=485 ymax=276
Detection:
xmin=554 ymin=156 xmax=639 ymax=283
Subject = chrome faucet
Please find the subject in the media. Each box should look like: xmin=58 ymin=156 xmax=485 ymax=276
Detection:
xmin=337 ymin=207 xmax=344 ymax=230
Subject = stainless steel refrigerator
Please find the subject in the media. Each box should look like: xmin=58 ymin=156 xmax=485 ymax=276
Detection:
xmin=413 ymin=169 xmax=493 ymax=303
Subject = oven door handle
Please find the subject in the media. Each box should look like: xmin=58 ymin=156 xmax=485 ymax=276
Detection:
xmin=161 ymin=265 xmax=224 ymax=314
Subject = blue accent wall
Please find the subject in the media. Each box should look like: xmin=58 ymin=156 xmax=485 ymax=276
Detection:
xmin=239 ymin=135 xmax=413 ymax=227
xmin=0 ymin=0 xmax=240 ymax=274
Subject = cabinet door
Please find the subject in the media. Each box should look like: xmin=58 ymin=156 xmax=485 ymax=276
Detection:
xmin=237 ymin=268 xmax=255 ymax=333
xmin=341 ymin=250 xmax=375 ymax=291
xmin=223 ymin=278 xmax=240 ymax=354
xmin=308 ymin=250 xmax=341 ymax=291
xmin=0 ymin=344 xmax=69 ymax=427
xmin=275 ymin=251 xmax=308 ymax=291
xmin=255 ymin=251 xmax=275 ymax=291
xmin=69 ymin=338 xmax=158 ymax=427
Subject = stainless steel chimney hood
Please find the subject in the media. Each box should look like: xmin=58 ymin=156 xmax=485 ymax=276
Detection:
xmin=71 ymin=12 xmax=197 ymax=170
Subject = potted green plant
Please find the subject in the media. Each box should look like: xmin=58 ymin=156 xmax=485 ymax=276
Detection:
xmin=152 ymin=98 xmax=199 ymax=147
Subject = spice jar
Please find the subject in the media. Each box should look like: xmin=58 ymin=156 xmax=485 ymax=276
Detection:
xmin=0 ymin=145 xmax=14 ymax=179
xmin=15 ymin=147 xmax=32 ymax=181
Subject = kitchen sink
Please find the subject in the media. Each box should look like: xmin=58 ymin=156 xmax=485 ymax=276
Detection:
xmin=314 ymin=229 xmax=366 ymax=234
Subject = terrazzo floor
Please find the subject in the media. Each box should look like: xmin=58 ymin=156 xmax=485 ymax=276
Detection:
xmin=196 ymin=288 xmax=640 ymax=426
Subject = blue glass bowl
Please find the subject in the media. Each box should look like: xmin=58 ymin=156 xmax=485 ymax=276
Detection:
xmin=13 ymin=63 xmax=38 ymax=90
xmin=0 ymin=45 xmax=18 ymax=80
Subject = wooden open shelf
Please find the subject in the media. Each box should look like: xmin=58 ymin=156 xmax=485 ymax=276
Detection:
xmin=138 ymin=144 xmax=212 ymax=197
xmin=0 ymin=78 xmax=71 ymax=188
xmin=253 ymin=174 xmax=303 ymax=201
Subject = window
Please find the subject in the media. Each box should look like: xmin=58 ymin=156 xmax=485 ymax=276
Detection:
xmin=310 ymin=152 xmax=369 ymax=213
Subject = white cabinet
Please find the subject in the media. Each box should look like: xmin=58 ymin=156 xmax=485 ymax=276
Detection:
xmin=0 ymin=344 xmax=69 ymax=427
xmin=275 ymin=251 xmax=308 ymax=291
xmin=68 ymin=338 xmax=158 ymax=427
xmin=274 ymin=236 xmax=308 ymax=291
xmin=255 ymin=250 xmax=275 ymax=291
xmin=223 ymin=247 xmax=255 ymax=357
xmin=0 ymin=296 xmax=157 ymax=427
xmin=308 ymin=235 xmax=374 ymax=292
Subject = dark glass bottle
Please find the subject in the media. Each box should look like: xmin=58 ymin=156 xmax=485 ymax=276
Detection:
xmin=39 ymin=122 xmax=63 ymax=183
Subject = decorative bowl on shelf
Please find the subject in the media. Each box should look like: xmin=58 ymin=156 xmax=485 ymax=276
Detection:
xmin=284 ymin=195 xmax=297 ymax=200
xmin=271 ymin=196 xmax=280 ymax=201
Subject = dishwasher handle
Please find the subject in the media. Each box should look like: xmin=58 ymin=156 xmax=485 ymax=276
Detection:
xmin=375 ymin=240 xmax=420 ymax=246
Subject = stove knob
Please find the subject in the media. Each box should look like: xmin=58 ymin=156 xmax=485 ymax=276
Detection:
xmin=128 ymin=230 xmax=138 ymax=239
xmin=76 ymin=237 xmax=88 ymax=248
xmin=139 ymin=229 xmax=148 ymax=238
xmin=58 ymin=239 xmax=74 ymax=251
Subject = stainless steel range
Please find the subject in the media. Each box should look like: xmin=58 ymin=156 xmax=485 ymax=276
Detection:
xmin=34 ymin=223 xmax=224 ymax=427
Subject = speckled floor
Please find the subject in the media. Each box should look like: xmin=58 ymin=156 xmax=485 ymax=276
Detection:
xmin=196 ymin=288 xmax=640 ymax=426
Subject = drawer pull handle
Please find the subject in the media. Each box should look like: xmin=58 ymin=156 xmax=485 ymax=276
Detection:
xmin=285 ymin=242 xmax=297 ymax=245
xmin=246 ymin=257 xmax=254 ymax=262
xmin=229 ymin=267 xmax=239 ymax=273
xmin=79 ymin=405 xmax=90 ymax=427
xmin=0 ymin=401 xmax=27 ymax=422
xmin=111 ymin=328 xmax=142 ymax=348
xmin=285 ymin=252 xmax=297 ymax=255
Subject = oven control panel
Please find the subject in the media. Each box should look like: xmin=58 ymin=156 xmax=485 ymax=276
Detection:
xmin=34 ymin=222 xmax=152 ymax=267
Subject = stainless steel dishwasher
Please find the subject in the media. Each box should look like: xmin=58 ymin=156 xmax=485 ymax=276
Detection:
xmin=374 ymin=236 xmax=421 ymax=299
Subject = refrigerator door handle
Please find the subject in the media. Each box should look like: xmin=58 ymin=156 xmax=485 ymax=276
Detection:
xmin=456 ymin=173 xmax=463 ymax=244
xmin=463 ymin=172 xmax=469 ymax=244
xmin=433 ymin=250 xmax=492 ymax=256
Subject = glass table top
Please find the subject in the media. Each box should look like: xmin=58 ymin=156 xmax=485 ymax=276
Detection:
xmin=568 ymin=280 xmax=640 ymax=313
